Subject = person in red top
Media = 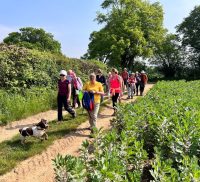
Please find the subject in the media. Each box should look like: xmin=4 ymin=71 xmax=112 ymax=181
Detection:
xmin=127 ymin=73 xmax=137 ymax=99
xmin=121 ymin=68 xmax=129 ymax=90
xmin=109 ymin=68 xmax=123 ymax=116
xmin=57 ymin=70 xmax=76 ymax=122
xmin=140 ymin=70 xmax=148 ymax=96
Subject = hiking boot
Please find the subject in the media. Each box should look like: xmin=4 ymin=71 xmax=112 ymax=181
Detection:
xmin=127 ymin=96 xmax=130 ymax=99
xmin=131 ymin=96 xmax=133 ymax=99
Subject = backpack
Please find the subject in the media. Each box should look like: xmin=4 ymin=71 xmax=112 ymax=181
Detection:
xmin=82 ymin=92 xmax=95 ymax=111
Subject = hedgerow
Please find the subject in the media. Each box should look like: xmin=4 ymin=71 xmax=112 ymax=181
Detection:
xmin=53 ymin=81 xmax=200 ymax=181
xmin=0 ymin=43 xmax=107 ymax=124
xmin=0 ymin=43 xmax=107 ymax=90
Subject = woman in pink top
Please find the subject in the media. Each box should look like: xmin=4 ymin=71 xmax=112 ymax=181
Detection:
xmin=109 ymin=68 xmax=123 ymax=116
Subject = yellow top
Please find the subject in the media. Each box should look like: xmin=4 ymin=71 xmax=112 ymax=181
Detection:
xmin=83 ymin=81 xmax=104 ymax=104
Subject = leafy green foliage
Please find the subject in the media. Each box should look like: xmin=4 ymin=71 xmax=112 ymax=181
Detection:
xmin=3 ymin=27 xmax=61 ymax=53
xmin=0 ymin=44 xmax=107 ymax=124
xmin=176 ymin=5 xmax=200 ymax=79
xmin=151 ymin=34 xmax=186 ymax=78
xmin=54 ymin=81 xmax=200 ymax=181
xmin=0 ymin=44 xmax=107 ymax=90
xmin=85 ymin=0 xmax=165 ymax=69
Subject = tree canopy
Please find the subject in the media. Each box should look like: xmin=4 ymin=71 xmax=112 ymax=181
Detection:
xmin=85 ymin=0 xmax=165 ymax=69
xmin=3 ymin=27 xmax=61 ymax=54
xmin=176 ymin=5 xmax=200 ymax=78
xmin=151 ymin=34 xmax=185 ymax=78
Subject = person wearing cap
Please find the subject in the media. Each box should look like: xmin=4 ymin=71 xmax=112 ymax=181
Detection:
xmin=83 ymin=73 xmax=104 ymax=133
xmin=140 ymin=70 xmax=148 ymax=96
xmin=57 ymin=70 xmax=76 ymax=122
xmin=121 ymin=68 xmax=129 ymax=91
xmin=127 ymin=73 xmax=137 ymax=99
xmin=135 ymin=71 xmax=141 ymax=96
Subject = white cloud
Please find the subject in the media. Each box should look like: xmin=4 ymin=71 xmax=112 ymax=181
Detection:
xmin=0 ymin=25 xmax=17 ymax=42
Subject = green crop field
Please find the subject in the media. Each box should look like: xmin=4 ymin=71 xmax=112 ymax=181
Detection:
xmin=53 ymin=80 xmax=200 ymax=181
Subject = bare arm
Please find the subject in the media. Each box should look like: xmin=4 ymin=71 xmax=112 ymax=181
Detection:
xmin=67 ymin=83 xmax=71 ymax=101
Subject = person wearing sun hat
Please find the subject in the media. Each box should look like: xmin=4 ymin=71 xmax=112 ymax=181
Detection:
xmin=57 ymin=70 xmax=76 ymax=122
xmin=140 ymin=70 xmax=148 ymax=96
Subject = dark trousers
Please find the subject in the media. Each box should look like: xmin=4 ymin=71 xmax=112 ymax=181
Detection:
xmin=72 ymin=88 xmax=81 ymax=108
xmin=57 ymin=95 xmax=75 ymax=121
xmin=140 ymin=83 xmax=145 ymax=94
xmin=112 ymin=93 xmax=120 ymax=110
xmin=136 ymin=83 xmax=140 ymax=94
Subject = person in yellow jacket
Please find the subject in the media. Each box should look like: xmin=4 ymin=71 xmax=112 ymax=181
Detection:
xmin=83 ymin=73 xmax=104 ymax=134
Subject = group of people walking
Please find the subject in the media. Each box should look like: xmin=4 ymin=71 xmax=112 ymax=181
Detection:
xmin=57 ymin=68 xmax=148 ymax=136
xmin=121 ymin=68 xmax=148 ymax=97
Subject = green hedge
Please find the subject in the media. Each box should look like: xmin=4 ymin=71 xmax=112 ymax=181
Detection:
xmin=0 ymin=43 xmax=107 ymax=91
xmin=0 ymin=43 xmax=108 ymax=125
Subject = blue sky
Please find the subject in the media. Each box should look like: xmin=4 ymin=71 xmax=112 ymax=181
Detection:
xmin=0 ymin=0 xmax=200 ymax=58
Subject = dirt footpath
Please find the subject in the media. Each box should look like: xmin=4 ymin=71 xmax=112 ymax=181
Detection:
xmin=0 ymin=110 xmax=57 ymax=143
xmin=0 ymin=84 xmax=154 ymax=182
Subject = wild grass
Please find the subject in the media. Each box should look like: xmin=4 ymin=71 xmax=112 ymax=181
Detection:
xmin=0 ymin=88 xmax=57 ymax=125
xmin=0 ymin=97 xmax=112 ymax=175
xmin=0 ymin=109 xmax=87 ymax=175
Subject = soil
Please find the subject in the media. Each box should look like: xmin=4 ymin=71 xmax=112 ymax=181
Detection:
xmin=0 ymin=84 xmax=154 ymax=182
xmin=0 ymin=110 xmax=57 ymax=143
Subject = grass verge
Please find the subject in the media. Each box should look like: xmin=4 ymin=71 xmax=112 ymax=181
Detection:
xmin=0 ymin=100 xmax=111 ymax=175
xmin=0 ymin=88 xmax=57 ymax=126
xmin=0 ymin=109 xmax=87 ymax=175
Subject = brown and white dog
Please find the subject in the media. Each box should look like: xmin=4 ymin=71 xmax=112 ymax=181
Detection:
xmin=19 ymin=119 xmax=49 ymax=144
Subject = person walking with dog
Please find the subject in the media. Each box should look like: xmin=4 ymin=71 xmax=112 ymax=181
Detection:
xmin=83 ymin=73 xmax=104 ymax=134
xmin=57 ymin=70 xmax=76 ymax=122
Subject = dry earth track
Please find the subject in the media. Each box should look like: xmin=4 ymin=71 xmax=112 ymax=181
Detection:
xmin=0 ymin=84 xmax=154 ymax=182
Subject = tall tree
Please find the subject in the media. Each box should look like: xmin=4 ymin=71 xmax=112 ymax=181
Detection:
xmin=85 ymin=0 xmax=165 ymax=69
xmin=151 ymin=34 xmax=185 ymax=78
xmin=177 ymin=5 xmax=200 ymax=71
xmin=4 ymin=27 xmax=61 ymax=54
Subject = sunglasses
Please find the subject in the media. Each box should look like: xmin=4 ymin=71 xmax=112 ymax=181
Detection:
xmin=60 ymin=74 xmax=65 ymax=77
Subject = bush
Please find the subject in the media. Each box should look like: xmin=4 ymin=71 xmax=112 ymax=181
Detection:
xmin=0 ymin=43 xmax=108 ymax=91
xmin=0 ymin=44 xmax=107 ymax=124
